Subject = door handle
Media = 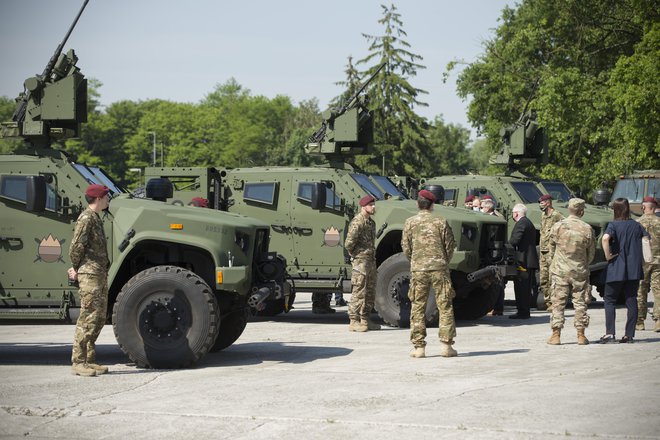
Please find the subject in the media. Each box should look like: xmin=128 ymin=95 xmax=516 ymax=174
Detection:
xmin=292 ymin=227 xmax=313 ymax=236
xmin=271 ymin=225 xmax=293 ymax=234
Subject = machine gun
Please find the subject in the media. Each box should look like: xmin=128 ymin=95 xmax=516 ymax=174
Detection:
xmin=306 ymin=64 xmax=384 ymax=161
xmin=490 ymin=79 xmax=548 ymax=171
xmin=1 ymin=0 xmax=90 ymax=148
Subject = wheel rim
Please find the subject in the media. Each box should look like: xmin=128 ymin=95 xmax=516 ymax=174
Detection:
xmin=138 ymin=291 xmax=192 ymax=347
xmin=388 ymin=272 xmax=411 ymax=309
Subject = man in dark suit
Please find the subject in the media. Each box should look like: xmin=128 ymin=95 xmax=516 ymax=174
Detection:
xmin=509 ymin=204 xmax=539 ymax=319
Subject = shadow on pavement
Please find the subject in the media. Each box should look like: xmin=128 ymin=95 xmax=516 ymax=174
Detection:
xmin=455 ymin=348 xmax=529 ymax=357
xmin=0 ymin=342 xmax=127 ymax=366
xmin=201 ymin=341 xmax=353 ymax=367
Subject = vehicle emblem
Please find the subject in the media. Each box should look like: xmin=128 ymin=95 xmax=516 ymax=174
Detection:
xmin=34 ymin=234 xmax=66 ymax=263
xmin=322 ymin=226 xmax=342 ymax=247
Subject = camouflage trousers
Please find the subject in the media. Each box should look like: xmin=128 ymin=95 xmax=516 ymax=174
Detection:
xmin=637 ymin=263 xmax=660 ymax=322
xmin=71 ymin=273 xmax=108 ymax=365
xmin=549 ymin=273 xmax=590 ymax=330
xmin=348 ymin=257 xmax=376 ymax=322
xmin=409 ymin=270 xmax=456 ymax=348
xmin=539 ymin=251 xmax=552 ymax=307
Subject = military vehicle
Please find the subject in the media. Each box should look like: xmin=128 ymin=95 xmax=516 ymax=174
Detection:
xmin=0 ymin=1 xmax=289 ymax=369
xmin=422 ymin=111 xmax=612 ymax=306
xmin=144 ymin=69 xmax=518 ymax=327
xmin=607 ymin=170 xmax=659 ymax=215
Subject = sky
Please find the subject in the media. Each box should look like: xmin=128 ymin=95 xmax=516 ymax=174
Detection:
xmin=0 ymin=0 xmax=515 ymax=138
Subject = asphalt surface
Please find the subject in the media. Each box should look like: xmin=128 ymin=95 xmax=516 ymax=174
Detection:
xmin=1 ymin=289 xmax=659 ymax=440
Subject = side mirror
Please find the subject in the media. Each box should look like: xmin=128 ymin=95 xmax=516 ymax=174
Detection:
xmin=26 ymin=175 xmax=48 ymax=212
xmin=310 ymin=182 xmax=326 ymax=210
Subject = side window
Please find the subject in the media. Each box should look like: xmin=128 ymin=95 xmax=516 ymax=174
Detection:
xmin=0 ymin=175 xmax=58 ymax=211
xmin=243 ymin=182 xmax=278 ymax=206
xmin=297 ymin=182 xmax=341 ymax=210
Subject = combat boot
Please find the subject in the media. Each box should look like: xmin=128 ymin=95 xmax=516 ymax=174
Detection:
xmin=71 ymin=363 xmax=96 ymax=377
xmin=440 ymin=341 xmax=457 ymax=357
xmin=547 ymin=328 xmax=561 ymax=345
xmin=409 ymin=347 xmax=425 ymax=358
xmin=654 ymin=320 xmax=660 ymax=333
xmin=366 ymin=318 xmax=381 ymax=330
xmin=348 ymin=319 xmax=361 ymax=332
xmin=577 ymin=328 xmax=589 ymax=345
xmin=86 ymin=363 xmax=109 ymax=375
xmin=635 ymin=321 xmax=645 ymax=331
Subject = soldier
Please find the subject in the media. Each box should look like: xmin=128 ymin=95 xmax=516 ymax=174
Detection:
xmin=345 ymin=195 xmax=379 ymax=331
xmin=546 ymin=198 xmax=595 ymax=345
xmin=472 ymin=196 xmax=481 ymax=212
xmin=464 ymin=195 xmax=474 ymax=210
xmin=538 ymin=194 xmax=564 ymax=311
xmin=636 ymin=196 xmax=660 ymax=331
xmin=402 ymin=190 xmax=457 ymax=358
xmin=67 ymin=184 xmax=111 ymax=377
xmin=188 ymin=197 xmax=208 ymax=208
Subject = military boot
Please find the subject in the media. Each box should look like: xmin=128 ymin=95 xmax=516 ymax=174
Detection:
xmin=635 ymin=321 xmax=645 ymax=331
xmin=87 ymin=363 xmax=109 ymax=375
xmin=366 ymin=318 xmax=381 ymax=330
xmin=577 ymin=328 xmax=589 ymax=345
xmin=440 ymin=341 xmax=457 ymax=357
xmin=349 ymin=319 xmax=363 ymax=332
xmin=312 ymin=293 xmax=336 ymax=314
xmin=409 ymin=347 xmax=425 ymax=358
xmin=654 ymin=320 xmax=660 ymax=333
xmin=547 ymin=328 xmax=561 ymax=345
xmin=71 ymin=363 xmax=96 ymax=377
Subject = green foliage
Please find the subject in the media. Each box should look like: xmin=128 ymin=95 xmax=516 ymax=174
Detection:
xmin=425 ymin=116 xmax=471 ymax=175
xmin=451 ymin=0 xmax=660 ymax=195
xmin=0 ymin=96 xmax=23 ymax=153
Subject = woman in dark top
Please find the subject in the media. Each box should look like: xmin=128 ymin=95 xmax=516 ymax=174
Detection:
xmin=600 ymin=198 xmax=649 ymax=343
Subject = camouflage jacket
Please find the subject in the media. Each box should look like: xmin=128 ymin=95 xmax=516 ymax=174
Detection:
xmin=540 ymin=208 xmax=564 ymax=253
xmin=638 ymin=213 xmax=660 ymax=265
xmin=344 ymin=211 xmax=376 ymax=260
xmin=548 ymin=215 xmax=595 ymax=279
xmin=402 ymin=210 xmax=455 ymax=272
xmin=69 ymin=208 xmax=109 ymax=274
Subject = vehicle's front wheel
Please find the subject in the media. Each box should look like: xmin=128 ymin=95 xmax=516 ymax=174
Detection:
xmin=112 ymin=265 xmax=219 ymax=369
xmin=210 ymin=308 xmax=248 ymax=352
xmin=375 ymin=253 xmax=438 ymax=328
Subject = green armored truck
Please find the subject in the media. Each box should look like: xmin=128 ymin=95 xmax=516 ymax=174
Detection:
xmin=423 ymin=111 xmax=612 ymax=304
xmin=607 ymin=170 xmax=659 ymax=215
xmin=144 ymin=75 xmax=518 ymax=327
xmin=0 ymin=2 xmax=289 ymax=369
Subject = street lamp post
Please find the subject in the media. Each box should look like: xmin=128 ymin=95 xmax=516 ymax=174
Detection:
xmin=128 ymin=168 xmax=142 ymax=187
xmin=149 ymin=131 xmax=156 ymax=166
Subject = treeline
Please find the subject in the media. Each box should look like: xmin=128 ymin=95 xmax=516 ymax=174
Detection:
xmin=2 ymin=1 xmax=658 ymax=195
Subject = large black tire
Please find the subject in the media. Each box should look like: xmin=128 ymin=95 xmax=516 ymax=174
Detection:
xmin=532 ymin=271 xmax=547 ymax=310
xmin=112 ymin=265 xmax=219 ymax=369
xmin=375 ymin=253 xmax=439 ymax=328
xmin=210 ymin=308 xmax=248 ymax=352
xmin=453 ymin=283 xmax=499 ymax=320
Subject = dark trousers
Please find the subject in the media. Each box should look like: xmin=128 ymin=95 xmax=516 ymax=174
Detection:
xmin=493 ymin=281 xmax=505 ymax=312
xmin=513 ymin=270 xmax=535 ymax=317
xmin=604 ymin=280 xmax=639 ymax=338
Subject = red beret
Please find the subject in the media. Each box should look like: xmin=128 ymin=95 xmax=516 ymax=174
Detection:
xmin=359 ymin=195 xmax=376 ymax=207
xmin=418 ymin=189 xmax=436 ymax=203
xmin=538 ymin=194 xmax=553 ymax=202
xmin=481 ymin=195 xmax=493 ymax=201
xmin=642 ymin=196 xmax=657 ymax=204
xmin=190 ymin=197 xmax=208 ymax=208
xmin=464 ymin=195 xmax=475 ymax=203
xmin=85 ymin=184 xmax=109 ymax=199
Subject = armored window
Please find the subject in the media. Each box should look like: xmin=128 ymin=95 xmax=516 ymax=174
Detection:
xmin=444 ymin=188 xmax=456 ymax=202
xmin=244 ymin=182 xmax=277 ymax=206
xmin=297 ymin=182 xmax=341 ymax=210
xmin=611 ymin=179 xmax=645 ymax=203
xmin=540 ymin=181 xmax=574 ymax=202
xmin=0 ymin=175 xmax=57 ymax=211
xmin=510 ymin=182 xmax=543 ymax=204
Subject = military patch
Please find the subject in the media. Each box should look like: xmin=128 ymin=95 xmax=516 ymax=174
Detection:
xmin=34 ymin=234 xmax=66 ymax=263
xmin=322 ymin=226 xmax=342 ymax=247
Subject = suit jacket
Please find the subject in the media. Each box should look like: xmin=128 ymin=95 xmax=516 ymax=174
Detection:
xmin=510 ymin=216 xmax=539 ymax=270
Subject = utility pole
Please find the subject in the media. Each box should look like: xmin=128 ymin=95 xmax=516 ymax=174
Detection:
xmin=149 ymin=131 xmax=156 ymax=166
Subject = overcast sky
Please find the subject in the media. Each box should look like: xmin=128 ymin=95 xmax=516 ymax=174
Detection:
xmin=0 ymin=0 xmax=514 ymax=138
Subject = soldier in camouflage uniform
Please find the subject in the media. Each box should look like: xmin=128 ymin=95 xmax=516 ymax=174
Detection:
xmin=546 ymin=198 xmax=595 ymax=345
xmin=402 ymin=190 xmax=457 ymax=358
xmin=345 ymin=195 xmax=379 ymax=332
xmin=67 ymin=184 xmax=111 ymax=376
xmin=538 ymin=194 xmax=564 ymax=311
xmin=636 ymin=197 xmax=660 ymax=332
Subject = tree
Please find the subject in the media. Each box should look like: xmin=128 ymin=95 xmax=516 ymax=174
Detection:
xmin=353 ymin=4 xmax=431 ymax=176
xmin=450 ymin=0 xmax=659 ymax=193
xmin=425 ymin=116 xmax=471 ymax=176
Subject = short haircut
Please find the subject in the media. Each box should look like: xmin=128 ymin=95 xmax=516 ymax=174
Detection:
xmin=612 ymin=198 xmax=630 ymax=220
xmin=85 ymin=194 xmax=96 ymax=204
xmin=512 ymin=203 xmax=527 ymax=216
xmin=417 ymin=197 xmax=433 ymax=210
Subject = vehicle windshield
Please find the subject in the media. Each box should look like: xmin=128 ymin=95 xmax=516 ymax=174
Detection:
xmin=510 ymin=181 xmax=543 ymax=204
xmin=351 ymin=173 xmax=384 ymax=199
xmin=370 ymin=175 xmax=407 ymax=199
xmin=540 ymin=181 xmax=574 ymax=202
xmin=648 ymin=179 xmax=660 ymax=198
xmin=73 ymin=164 xmax=122 ymax=195
xmin=611 ymin=178 xmax=646 ymax=203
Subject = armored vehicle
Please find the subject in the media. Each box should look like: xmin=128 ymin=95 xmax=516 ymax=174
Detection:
xmin=144 ymin=71 xmax=518 ymax=327
xmin=608 ymin=170 xmax=659 ymax=215
xmin=0 ymin=2 xmax=288 ymax=369
xmin=423 ymin=111 xmax=612 ymax=305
